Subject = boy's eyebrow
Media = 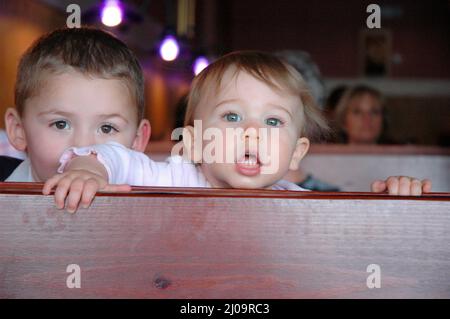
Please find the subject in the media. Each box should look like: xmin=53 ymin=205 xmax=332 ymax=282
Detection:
xmin=97 ymin=113 xmax=130 ymax=124
xmin=37 ymin=110 xmax=74 ymax=117
xmin=37 ymin=110 xmax=130 ymax=123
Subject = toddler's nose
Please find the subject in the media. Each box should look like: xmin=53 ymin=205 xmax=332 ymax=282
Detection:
xmin=244 ymin=127 xmax=259 ymax=140
xmin=243 ymin=121 xmax=263 ymax=140
xmin=242 ymin=124 xmax=262 ymax=154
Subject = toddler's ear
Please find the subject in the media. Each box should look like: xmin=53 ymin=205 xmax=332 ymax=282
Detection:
xmin=5 ymin=108 xmax=27 ymax=152
xmin=132 ymin=119 xmax=151 ymax=152
xmin=289 ymin=137 xmax=310 ymax=171
xmin=181 ymin=125 xmax=202 ymax=163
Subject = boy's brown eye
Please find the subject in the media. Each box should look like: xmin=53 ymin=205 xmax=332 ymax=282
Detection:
xmin=100 ymin=125 xmax=117 ymax=134
xmin=53 ymin=120 xmax=69 ymax=130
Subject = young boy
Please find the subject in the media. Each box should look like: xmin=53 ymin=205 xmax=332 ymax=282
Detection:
xmin=43 ymin=51 xmax=432 ymax=212
xmin=3 ymin=27 xmax=150 ymax=192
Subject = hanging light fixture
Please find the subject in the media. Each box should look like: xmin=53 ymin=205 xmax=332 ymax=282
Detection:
xmin=101 ymin=0 xmax=123 ymax=27
xmin=159 ymin=35 xmax=180 ymax=62
xmin=193 ymin=56 xmax=209 ymax=75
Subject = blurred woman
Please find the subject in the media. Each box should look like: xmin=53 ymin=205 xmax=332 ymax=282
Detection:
xmin=335 ymin=85 xmax=387 ymax=144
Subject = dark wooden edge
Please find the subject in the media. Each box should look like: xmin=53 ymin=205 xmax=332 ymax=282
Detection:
xmin=1 ymin=182 xmax=449 ymax=201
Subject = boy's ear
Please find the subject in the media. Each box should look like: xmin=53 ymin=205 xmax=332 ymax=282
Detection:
xmin=5 ymin=108 xmax=27 ymax=152
xmin=289 ymin=137 xmax=310 ymax=171
xmin=132 ymin=119 xmax=151 ymax=152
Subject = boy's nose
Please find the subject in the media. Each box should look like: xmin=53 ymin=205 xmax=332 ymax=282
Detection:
xmin=72 ymin=133 xmax=95 ymax=148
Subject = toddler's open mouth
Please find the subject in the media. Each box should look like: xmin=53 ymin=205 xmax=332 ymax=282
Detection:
xmin=236 ymin=153 xmax=261 ymax=176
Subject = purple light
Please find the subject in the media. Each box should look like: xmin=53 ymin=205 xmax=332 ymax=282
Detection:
xmin=159 ymin=35 xmax=179 ymax=61
xmin=193 ymin=56 xmax=209 ymax=75
xmin=101 ymin=0 xmax=123 ymax=27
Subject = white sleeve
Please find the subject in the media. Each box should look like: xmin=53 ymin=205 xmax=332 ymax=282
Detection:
xmin=58 ymin=142 xmax=158 ymax=185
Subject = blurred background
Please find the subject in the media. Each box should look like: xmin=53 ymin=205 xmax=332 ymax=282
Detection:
xmin=0 ymin=0 xmax=449 ymax=190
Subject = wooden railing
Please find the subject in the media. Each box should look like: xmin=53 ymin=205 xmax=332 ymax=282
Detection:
xmin=0 ymin=182 xmax=449 ymax=298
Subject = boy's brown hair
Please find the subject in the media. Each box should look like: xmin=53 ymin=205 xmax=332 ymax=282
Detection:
xmin=184 ymin=50 xmax=328 ymax=139
xmin=15 ymin=27 xmax=145 ymax=121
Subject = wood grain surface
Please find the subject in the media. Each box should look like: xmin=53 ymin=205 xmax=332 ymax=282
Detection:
xmin=0 ymin=183 xmax=449 ymax=298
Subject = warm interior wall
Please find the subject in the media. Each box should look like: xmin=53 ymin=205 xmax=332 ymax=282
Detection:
xmin=0 ymin=0 xmax=65 ymax=129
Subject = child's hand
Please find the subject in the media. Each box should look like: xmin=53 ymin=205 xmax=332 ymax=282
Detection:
xmin=43 ymin=169 xmax=131 ymax=213
xmin=43 ymin=154 xmax=131 ymax=213
xmin=371 ymin=176 xmax=432 ymax=196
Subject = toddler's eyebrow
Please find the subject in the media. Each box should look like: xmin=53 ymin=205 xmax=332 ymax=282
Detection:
xmin=269 ymin=103 xmax=294 ymax=119
xmin=215 ymin=99 xmax=294 ymax=119
xmin=214 ymin=99 xmax=239 ymax=109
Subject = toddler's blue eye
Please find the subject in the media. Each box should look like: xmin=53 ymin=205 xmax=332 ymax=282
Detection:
xmin=265 ymin=118 xmax=283 ymax=126
xmin=224 ymin=113 xmax=241 ymax=122
xmin=52 ymin=120 xmax=70 ymax=130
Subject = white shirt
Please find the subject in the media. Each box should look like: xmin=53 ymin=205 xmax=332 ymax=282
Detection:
xmin=59 ymin=142 xmax=308 ymax=191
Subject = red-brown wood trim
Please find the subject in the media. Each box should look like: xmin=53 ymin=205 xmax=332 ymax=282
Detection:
xmin=1 ymin=182 xmax=449 ymax=201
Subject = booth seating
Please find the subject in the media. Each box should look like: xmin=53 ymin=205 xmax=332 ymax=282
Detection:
xmin=301 ymin=144 xmax=450 ymax=192
xmin=0 ymin=183 xmax=449 ymax=298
